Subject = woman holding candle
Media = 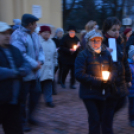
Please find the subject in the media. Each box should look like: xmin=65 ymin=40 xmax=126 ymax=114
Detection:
xmin=59 ymin=25 xmax=80 ymax=89
xmin=102 ymin=17 xmax=132 ymax=134
xmin=75 ymin=29 xmax=114 ymax=134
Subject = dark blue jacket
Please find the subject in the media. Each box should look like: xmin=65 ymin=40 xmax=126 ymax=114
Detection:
xmin=128 ymin=59 xmax=134 ymax=97
xmin=126 ymin=32 xmax=134 ymax=55
xmin=0 ymin=45 xmax=31 ymax=104
xmin=75 ymin=46 xmax=114 ymax=100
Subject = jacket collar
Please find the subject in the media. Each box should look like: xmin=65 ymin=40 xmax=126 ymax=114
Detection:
xmin=20 ymin=25 xmax=31 ymax=34
xmin=87 ymin=44 xmax=107 ymax=54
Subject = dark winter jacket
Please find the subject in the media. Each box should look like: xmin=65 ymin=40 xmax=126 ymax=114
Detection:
xmin=75 ymin=45 xmax=114 ymax=100
xmin=126 ymin=32 xmax=134 ymax=55
xmin=59 ymin=34 xmax=80 ymax=64
xmin=52 ymin=38 xmax=61 ymax=48
xmin=128 ymin=58 xmax=134 ymax=97
xmin=52 ymin=37 xmax=62 ymax=61
xmin=103 ymin=36 xmax=132 ymax=97
xmin=0 ymin=45 xmax=31 ymax=104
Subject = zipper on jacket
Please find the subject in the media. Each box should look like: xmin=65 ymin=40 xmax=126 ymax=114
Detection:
xmin=100 ymin=54 xmax=106 ymax=95
xmin=100 ymin=54 xmax=102 ymax=77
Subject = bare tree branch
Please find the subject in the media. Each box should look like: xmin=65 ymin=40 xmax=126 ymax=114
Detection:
xmin=63 ymin=0 xmax=76 ymax=28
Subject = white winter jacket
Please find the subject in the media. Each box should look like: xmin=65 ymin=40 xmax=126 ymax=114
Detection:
xmin=39 ymin=36 xmax=57 ymax=81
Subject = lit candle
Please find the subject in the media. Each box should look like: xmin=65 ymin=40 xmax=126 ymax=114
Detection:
xmin=73 ymin=45 xmax=77 ymax=51
xmin=102 ymin=71 xmax=110 ymax=81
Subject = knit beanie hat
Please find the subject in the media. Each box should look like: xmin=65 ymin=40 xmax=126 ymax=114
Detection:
xmin=55 ymin=28 xmax=64 ymax=34
xmin=67 ymin=25 xmax=76 ymax=32
xmin=54 ymin=28 xmax=64 ymax=38
xmin=128 ymin=45 xmax=134 ymax=59
xmin=124 ymin=28 xmax=132 ymax=35
xmin=39 ymin=25 xmax=51 ymax=33
xmin=21 ymin=14 xmax=39 ymax=26
xmin=85 ymin=29 xmax=103 ymax=40
xmin=13 ymin=19 xmax=21 ymax=25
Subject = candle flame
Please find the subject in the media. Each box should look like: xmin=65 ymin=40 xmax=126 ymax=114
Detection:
xmin=73 ymin=45 xmax=77 ymax=50
xmin=102 ymin=71 xmax=110 ymax=81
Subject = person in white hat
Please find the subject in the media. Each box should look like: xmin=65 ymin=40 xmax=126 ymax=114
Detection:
xmin=0 ymin=21 xmax=31 ymax=134
xmin=75 ymin=29 xmax=115 ymax=134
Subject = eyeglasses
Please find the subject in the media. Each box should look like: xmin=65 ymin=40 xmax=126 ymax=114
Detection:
xmin=90 ymin=39 xmax=101 ymax=43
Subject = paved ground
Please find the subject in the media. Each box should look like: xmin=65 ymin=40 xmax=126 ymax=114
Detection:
xmin=0 ymin=75 xmax=134 ymax=134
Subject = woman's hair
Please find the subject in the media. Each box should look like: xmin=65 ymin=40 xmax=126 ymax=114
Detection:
xmin=80 ymin=30 xmax=87 ymax=41
xmin=85 ymin=20 xmax=97 ymax=32
xmin=102 ymin=17 xmax=121 ymax=34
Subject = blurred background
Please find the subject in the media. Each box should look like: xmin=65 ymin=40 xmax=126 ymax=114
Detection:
xmin=0 ymin=0 xmax=134 ymax=32
xmin=63 ymin=0 xmax=134 ymax=31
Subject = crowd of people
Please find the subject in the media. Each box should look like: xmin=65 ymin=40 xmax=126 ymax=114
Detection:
xmin=0 ymin=13 xmax=134 ymax=134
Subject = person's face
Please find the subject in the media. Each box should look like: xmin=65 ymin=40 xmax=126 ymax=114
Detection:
xmin=40 ymin=31 xmax=51 ymax=40
xmin=0 ymin=30 xmax=11 ymax=46
xmin=29 ymin=22 xmax=37 ymax=33
xmin=89 ymin=37 xmax=102 ymax=50
xmin=69 ymin=30 xmax=75 ymax=38
xmin=57 ymin=31 xmax=63 ymax=38
xmin=107 ymin=25 xmax=120 ymax=38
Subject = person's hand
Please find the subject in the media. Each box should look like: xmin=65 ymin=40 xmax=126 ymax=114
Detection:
xmin=37 ymin=62 xmax=42 ymax=68
xmin=70 ymin=48 xmax=76 ymax=54
xmin=127 ymin=82 xmax=132 ymax=88
xmin=70 ymin=48 xmax=76 ymax=51
xmin=107 ymin=47 xmax=113 ymax=53
xmin=33 ymin=62 xmax=42 ymax=72
xmin=77 ymin=44 xmax=81 ymax=48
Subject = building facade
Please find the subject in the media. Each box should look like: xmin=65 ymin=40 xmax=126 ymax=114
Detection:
xmin=0 ymin=0 xmax=62 ymax=28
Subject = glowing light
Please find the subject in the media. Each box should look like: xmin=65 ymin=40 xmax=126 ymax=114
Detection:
xmin=102 ymin=71 xmax=110 ymax=81
xmin=73 ymin=45 xmax=77 ymax=51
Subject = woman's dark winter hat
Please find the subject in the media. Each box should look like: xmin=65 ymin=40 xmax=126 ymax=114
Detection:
xmin=67 ymin=25 xmax=76 ymax=32
xmin=128 ymin=45 xmax=134 ymax=59
xmin=39 ymin=25 xmax=51 ymax=33
xmin=21 ymin=14 xmax=39 ymax=26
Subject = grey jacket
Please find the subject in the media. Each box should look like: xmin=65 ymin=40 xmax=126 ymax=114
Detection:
xmin=11 ymin=26 xmax=45 ymax=81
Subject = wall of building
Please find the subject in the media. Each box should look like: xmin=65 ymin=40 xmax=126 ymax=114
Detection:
xmin=0 ymin=0 xmax=62 ymax=28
